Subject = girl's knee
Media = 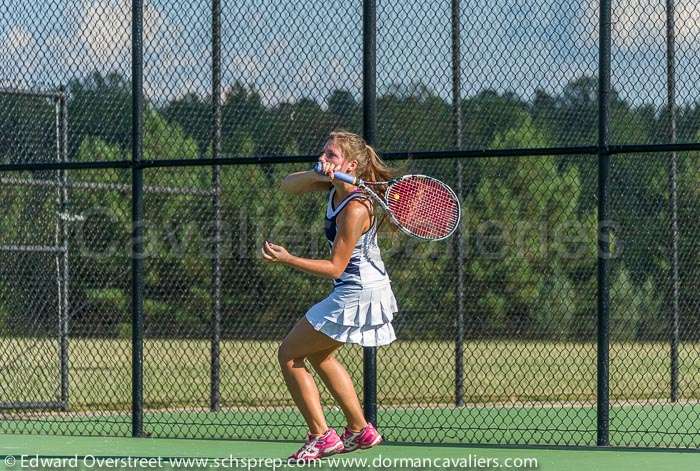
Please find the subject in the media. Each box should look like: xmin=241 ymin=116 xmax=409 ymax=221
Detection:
xmin=307 ymin=350 xmax=335 ymax=368
xmin=277 ymin=343 xmax=303 ymax=369
xmin=277 ymin=343 xmax=290 ymax=365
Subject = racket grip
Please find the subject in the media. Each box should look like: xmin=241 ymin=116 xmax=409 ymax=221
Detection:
xmin=313 ymin=162 xmax=358 ymax=185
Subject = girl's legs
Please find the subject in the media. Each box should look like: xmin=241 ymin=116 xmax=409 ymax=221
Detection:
xmin=278 ymin=318 xmax=343 ymax=436
xmin=307 ymin=347 xmax=367 ymax=432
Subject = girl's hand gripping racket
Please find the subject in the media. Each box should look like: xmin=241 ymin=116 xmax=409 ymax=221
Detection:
xmin=314 ymin=163 xmax=461 ymax=241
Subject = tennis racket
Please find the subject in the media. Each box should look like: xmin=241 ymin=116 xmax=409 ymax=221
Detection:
xmin=314 ymin=163 xmax=461 ymax=241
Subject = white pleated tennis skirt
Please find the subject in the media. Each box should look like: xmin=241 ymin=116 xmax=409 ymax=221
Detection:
xmin=305 ymin=281 xmax=397 ymax=347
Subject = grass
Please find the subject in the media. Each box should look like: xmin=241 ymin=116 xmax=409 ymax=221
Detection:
xmin=1 ymin=338 xmax=699 ymax=447
xmin=3 ymin=338 xmax=699 ymax=408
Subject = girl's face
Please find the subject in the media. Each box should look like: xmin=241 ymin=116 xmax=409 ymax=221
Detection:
xmin=320 ymin=140 xmax=358 ymax=174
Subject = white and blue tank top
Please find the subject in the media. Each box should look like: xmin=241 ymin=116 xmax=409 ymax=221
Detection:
xmin=325 ymin=187 xmax=390 ymax=288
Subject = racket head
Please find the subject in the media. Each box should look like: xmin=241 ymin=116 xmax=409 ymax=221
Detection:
xmin=383 ymin=175 xmax=461 ymax=241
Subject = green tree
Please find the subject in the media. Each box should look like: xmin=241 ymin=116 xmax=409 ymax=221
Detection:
xmin=610 ymin=269 xmax=663 ymax=341
xmin=161 ymin=92 xmax=210 ymax=156
xmin=377 ymin=83 xmax=451 ymax=151
xmin=69 ymin=108 xmax=205 ymax=335
xmin=326 ymin=90 xmax=360 ymax=132
xmin=463 ymin=116 xmax=595 ymax=338
xmin=0 ymin=93 xmax=56 ymax=164
xmin=677 ymin=150 xmax=700 ymax=340
xmin=67 ymin=72 xmax=132 ymax=159
xmin=462 ymin=90 xmax=529 ymax=149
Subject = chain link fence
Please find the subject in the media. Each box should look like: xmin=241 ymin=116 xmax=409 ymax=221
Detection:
xmin=0 ymin=0 xmax=698 ymax=449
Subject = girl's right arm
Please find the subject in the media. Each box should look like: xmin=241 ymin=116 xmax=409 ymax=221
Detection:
xmin=280 ymin=169 xmax=332 ymax=194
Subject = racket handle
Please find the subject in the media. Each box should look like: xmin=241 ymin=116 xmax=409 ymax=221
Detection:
xmin=313 ymin=162 xmax=358 ymax=186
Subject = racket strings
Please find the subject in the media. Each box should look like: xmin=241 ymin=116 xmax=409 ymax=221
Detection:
xmin=386 ymin=177 xmax=460 ymax=240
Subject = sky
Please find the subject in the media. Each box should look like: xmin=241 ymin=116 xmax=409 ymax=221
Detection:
xmin=1 ymin=0 xmax=699 ymax=108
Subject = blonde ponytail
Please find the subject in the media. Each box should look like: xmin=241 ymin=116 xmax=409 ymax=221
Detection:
xmin=363 ymin=143 xmax=394 ymax=183
xmin=327 ymin=130 xmax=398 ymax=234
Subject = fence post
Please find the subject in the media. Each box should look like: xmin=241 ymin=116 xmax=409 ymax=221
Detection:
xmin=596 ymin=0 xmax=611 ymax=447
xmin=362 ymin=0 xmax=378 ymax=427
xmin=451 ymin=0 xmax=465 ymax=407
xmin=210 ymin=0 xmax=223 ymax=412
xmin=57 ymin=87 xmax=70 ymax=411
xmin=665 ymin=0 xmax=680 ymax=404
xmin=131 ymin=0 xmax=145 ymax=438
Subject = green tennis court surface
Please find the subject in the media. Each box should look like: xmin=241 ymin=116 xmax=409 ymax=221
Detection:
xmin=3 ymin=402 xmax=699 ymax=446
xmin=1 ymin=434 xmax=698 ymax=471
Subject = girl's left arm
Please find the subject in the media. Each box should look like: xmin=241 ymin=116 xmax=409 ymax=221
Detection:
xmin=262 ymin=201 xmax=370 ymax=280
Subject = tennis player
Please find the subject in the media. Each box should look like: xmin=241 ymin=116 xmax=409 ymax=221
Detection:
xmin=261 ymin=131 xmax=397 ymax=461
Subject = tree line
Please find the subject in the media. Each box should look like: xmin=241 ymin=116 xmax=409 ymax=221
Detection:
xmin=0 ymin=71 xmax=697 ymax=341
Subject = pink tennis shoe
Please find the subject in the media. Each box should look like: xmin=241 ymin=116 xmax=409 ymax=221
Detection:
xmin=340 ymin=423 xmax=383 ymax=452
xmin=288 ymin=428 xmax=344 ymax=462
